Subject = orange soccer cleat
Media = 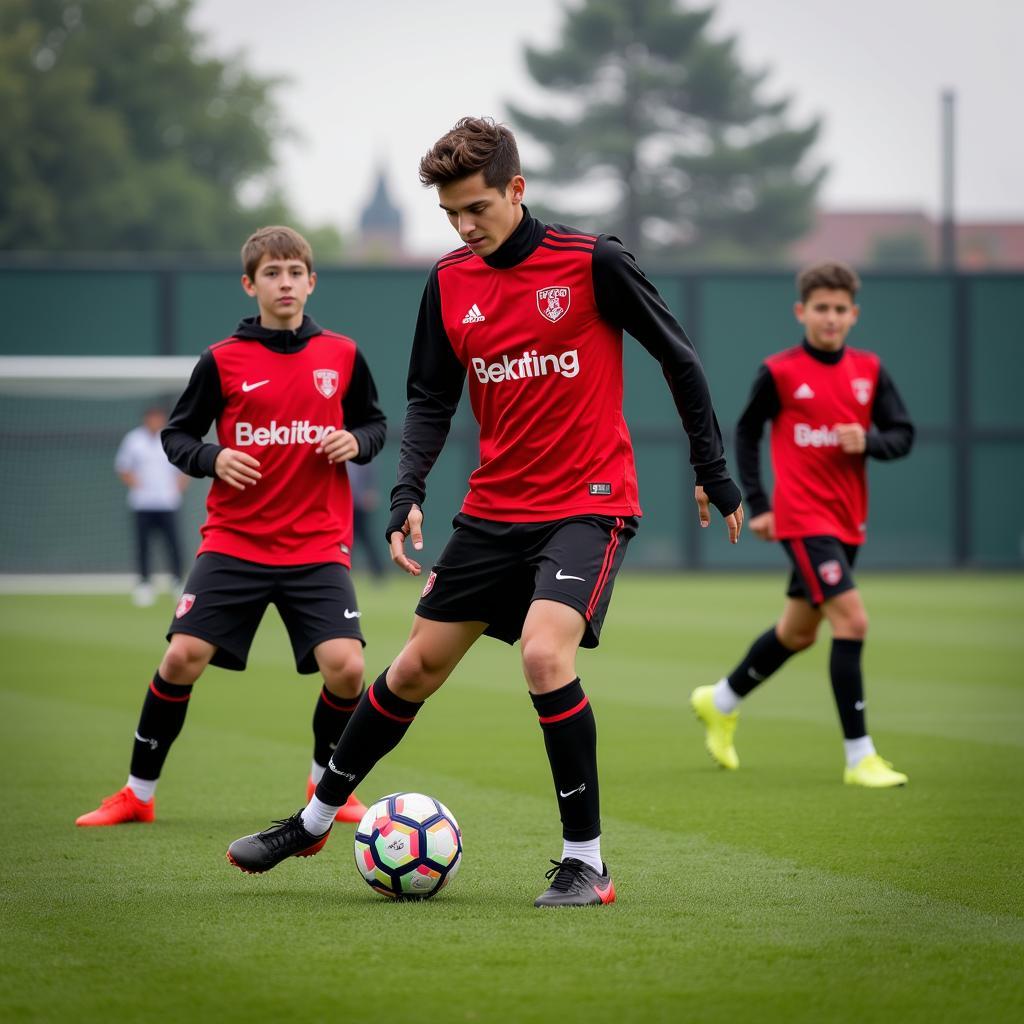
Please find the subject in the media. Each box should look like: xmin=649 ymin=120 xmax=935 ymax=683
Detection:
xmin=76 ymin=786 xmax=155 ymax=827
xmin=306 ymin=778 xmax=367 ymax=823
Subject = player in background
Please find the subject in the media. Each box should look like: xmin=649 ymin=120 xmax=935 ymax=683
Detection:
xmin=227 ymin=117 xmax=744 ymax=906
xmin=114 ymin=404 xmax=188 ymax=607
xmin=76 ymin=226 xmax=387 ymax=827
xmin=691 ymin=261 xmax=914 ymax=787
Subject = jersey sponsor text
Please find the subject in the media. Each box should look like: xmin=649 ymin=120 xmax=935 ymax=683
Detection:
xmin=471 ymin=348 xmax=580 ymax=384
xmin=794 ymin=423 xmax=839 ymax=448
xmin=235 ymin=420 xmax=336 ymax=446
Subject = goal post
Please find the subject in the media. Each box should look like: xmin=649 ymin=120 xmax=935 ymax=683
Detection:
xmin=0 ymin=356 xmax=205 ymax=589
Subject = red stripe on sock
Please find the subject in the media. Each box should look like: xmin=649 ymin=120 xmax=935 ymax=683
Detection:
xmin=585 ymin=518 xmax=623 ymax=620
xmin=538 ymin=695 xmax=590 ymax=725
xmin=791 ymin=538 xmax=824 ymax=605
xmin=367 ymin=684 xmax=416 ymax=724
xmin=149 ymin=681 xmax=190 ymax=702
xmin=319 ymin=687 xmax=361 ymax=712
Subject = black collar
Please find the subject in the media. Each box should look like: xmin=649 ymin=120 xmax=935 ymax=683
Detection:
xmin=482 ymin=205 xmax=547 ymax=270
xmin=233 ymin=314 xmax=321 ymax=353
xmin=802 ymin=337 xmax=845 ymax=365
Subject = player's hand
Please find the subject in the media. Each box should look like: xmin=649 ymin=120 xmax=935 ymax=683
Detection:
xmin=749 ymin=511 xmax=775 ymax=541
xmin=387 ymin=503 xmax=424 ymax=576
xmin=694 ymin=484 xmax=744 ymax=544
xmin=834 ymin=422 xmax=867 ymax=454
xmin=316 ymin=429 xmax=359 ymax=464
xmin=215 ymin=448 xmax=261 ymax=490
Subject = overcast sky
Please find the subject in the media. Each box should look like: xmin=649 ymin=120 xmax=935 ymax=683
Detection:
xmin=192 ymin=0 xmax=1023 ymax=256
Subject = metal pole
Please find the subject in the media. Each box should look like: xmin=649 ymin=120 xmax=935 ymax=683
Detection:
xmin=940 ymin=90 xmax=956 ymax=269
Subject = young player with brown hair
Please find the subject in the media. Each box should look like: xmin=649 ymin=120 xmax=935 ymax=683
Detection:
xmin=76 ymin=226 xmax=386 ymax=827
xmin=691 ymin=261 xmax=914 ymax=787
xmin=226 ymin=118 xmax=743 ymax=906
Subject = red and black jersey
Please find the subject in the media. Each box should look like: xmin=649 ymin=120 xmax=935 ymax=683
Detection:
xmin=391 ymin=207 xmax=737 ymax=523
xmin=735 ymin=339 xmax=914 ymax=544
xmin=163 ymin=316 xmax=386 ymax=567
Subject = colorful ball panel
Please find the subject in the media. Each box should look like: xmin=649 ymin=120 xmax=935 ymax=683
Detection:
xmin=353 ymin=792 xmax=462 ymax=900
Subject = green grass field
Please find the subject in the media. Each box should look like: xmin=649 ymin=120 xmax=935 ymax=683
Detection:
xmin=2 ymin=573 xmax=1022 ymax=1023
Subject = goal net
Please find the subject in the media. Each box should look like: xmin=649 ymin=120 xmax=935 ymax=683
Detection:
xmin=0 ymin=356 xmax=207 ymax=589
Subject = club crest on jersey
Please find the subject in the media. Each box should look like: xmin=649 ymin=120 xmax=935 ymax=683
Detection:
xmin=536 ymin=286 xmax=570 ymax=323
xmin=313 ymin=369 xmax=339 ymax=398
xmin=175 ymin=593 xmax=196 ymax=619
xmin=851 ymin=377 xmax=872 ymax=406
xmin=421 ymin=571 xmax=437 ymax=597
xmin=818 ymin=561 xmax=843 ymax=586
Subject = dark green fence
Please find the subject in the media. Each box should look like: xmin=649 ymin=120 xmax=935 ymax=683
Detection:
xmin=1 ymin=259 xmax=1021 ymax=571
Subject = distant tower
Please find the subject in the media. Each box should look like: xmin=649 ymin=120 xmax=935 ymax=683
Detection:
xmin=355 ymin=166 xmax=404 ymax=262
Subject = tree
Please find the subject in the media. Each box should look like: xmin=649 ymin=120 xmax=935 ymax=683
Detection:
xmin=507 ymin=0 xmax=825 ymax=265
xmin=0 ymin=0 xmax=343 ymax=256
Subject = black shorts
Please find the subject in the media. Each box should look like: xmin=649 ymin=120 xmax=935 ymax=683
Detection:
xmin=168 ymin=552 xmax=364 ymax=673
xmin=781 ymin=535 xmax=860 ymax=608
xmin=415 ymin=513 xmax=638 ymax=648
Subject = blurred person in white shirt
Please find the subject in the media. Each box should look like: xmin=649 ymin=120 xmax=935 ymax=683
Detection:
xmin=115 ymin=405 xmax=188 ymax=605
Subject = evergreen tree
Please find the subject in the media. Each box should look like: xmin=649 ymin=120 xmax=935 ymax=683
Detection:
xmin=0 ymin=0 xmax=343 ymax=256
xmin=507 ymin=0 xmax=825 ymax=265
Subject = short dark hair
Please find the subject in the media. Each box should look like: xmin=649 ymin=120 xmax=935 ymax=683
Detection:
xmin=418 ymin=116 xmax=521 ymax=190
xmin=797 ymin=260 xmax=861 ymax=302
xmin=241 ymin=226 xmax=313 ymax=280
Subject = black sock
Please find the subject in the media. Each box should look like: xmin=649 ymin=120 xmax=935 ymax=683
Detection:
xmin=129 ymin=672 xmax=194 ymax=781
xmin=531 ymin=679 xmax=600 ymax=842
xmin=312 ymin=684 xmax=362 ymax=769
xmin=727 ymin=627 xmax=797 ymax=697
xmin=314 ymin=669 xmax=422 ymax=806
xmin=830 ymin=638 xmax=867 ymax=739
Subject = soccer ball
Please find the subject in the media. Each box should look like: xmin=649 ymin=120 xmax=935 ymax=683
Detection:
xmin=353 ymin=792 xmax=462 ymax=899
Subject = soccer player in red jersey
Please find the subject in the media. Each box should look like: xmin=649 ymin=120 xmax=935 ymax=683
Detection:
xmin=76 ymin=227 xmax=387 ymax=828
xmin=691 ymin=261 xmax=915 ymax=787
xmin=227 ymin=118 xmax=744 ymax=903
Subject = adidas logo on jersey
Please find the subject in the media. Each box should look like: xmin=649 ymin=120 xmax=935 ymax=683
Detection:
xmin=794 ymin=383 xmax=815 ymax=399
xmin=462 ymin=304 xmax=486 ymax=324
xmin=235 ymin=420 xmax=336 ymax=446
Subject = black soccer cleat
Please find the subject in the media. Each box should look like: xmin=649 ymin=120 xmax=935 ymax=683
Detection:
xmin=226 ymin=812 xmax=331 ymax=874
xmin=534 ymin=857 xmax=616 ymax=907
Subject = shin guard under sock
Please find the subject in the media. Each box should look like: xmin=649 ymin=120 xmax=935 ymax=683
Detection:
xmin=727 ymin=627 xmax=797 ymax=697
xmin=313 ymin=670 xmax=422 ymax=806
xmin=531 ymin=678 xmax=600 ymax=842
xmin=312 ymin=684 xmax=362 ymax=769
xmin=830 ymin=638 xmax=868 ymax=739
xmin=129 ymin=672 xmax=193 ymax=780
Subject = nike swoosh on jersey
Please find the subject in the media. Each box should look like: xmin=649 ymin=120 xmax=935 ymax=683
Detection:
xmin=343 ymin=609 xmax=361 ymax=619
xmin=241 ymin=379 xmax=270 ymax=392
xmin=555 ymin=569 xmax=586 ymax=581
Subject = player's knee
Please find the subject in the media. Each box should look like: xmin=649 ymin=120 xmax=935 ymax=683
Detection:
xmin=840 ymin=610 xmax=869 ymax=640
xmin=389 ymin=644 xmax=449 ymax=694
xmin=321 ymin=651 xmax=365 ymax=697
xmin=779 ymin=626 xmax=817 ymax=652
xmin=160 ymin=635 xmax=211 ymax=684
xmin=520 ymin=636 xmax=571 ymax=689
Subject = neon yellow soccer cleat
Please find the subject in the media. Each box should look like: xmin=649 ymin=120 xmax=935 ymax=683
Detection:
xmin=843 ymin=753 xmax=908 ymax=788
xmin=690 ymin=685 xmax=739 ymax=770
